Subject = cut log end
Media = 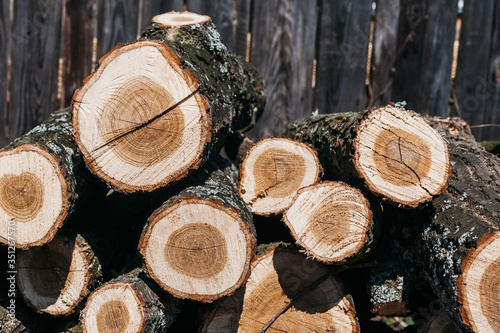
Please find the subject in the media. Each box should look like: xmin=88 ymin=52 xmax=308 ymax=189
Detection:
xmin=283 ymin=181 xmax=372 ymax=264
xmin=139 ymin=197 xmax=255 ymax=302
xmin=202 ymin=246 xmax=360 ymax=332
xmin=72 ymin=40 xmax=210 ymax=193
xmin=81 ymin=282 xmax=146 ymax=333
xmin=0 ymin=145 xmax=68 ymax=248
xmin=152 ymin=11 xmax=211 ymax=27
xmin=354 ymin=106 xmax=451 ymax=208
xmin=17 ymin=235 xmax=97 ymax=316
xmin=238 ymin=138 xmax=321 ymax=215
xmin=458 ymin=231 xmax=500 ymax=333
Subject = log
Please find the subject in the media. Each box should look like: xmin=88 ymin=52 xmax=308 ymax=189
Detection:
xmin=390 ymin=117 xmax=500 ymax=332
xmin=282 ymin=104 xmax=451 ymax=208
xmin=201 ymin=244 xmax=360 ymax=332
xmin=238 ymin=137 xmax=321 ymax=215
xmin=16 ymin=234 xmax=101 ymax=316
xmin=139 ymin=155 xmax=256 ymax=302
xmin=282 ymin=181 xmax=375 ymax=264
xmin=0 ymin=108 xmax=89 ymax=249
xmin=80 ymin=268 xmax=180 ymax=333
xmin=72 ymin=11 xmax=265 ymax=193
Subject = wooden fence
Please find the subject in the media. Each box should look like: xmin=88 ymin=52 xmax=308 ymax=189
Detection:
xmin=0 ymin=0 xmax=499 ymax=148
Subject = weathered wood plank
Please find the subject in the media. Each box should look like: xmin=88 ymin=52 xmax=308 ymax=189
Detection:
xmin=391 ymin=0 xmax=426 ymax=111
xmin=454 ymin=0 xmax=495 ymax=140
xmin=416 ymin=0 xmax=457 ymax=117
xmin=139 ymin=0 xmax=183 ymax=33
xmin=370 ymin=0 xmax=400 ymax=107
xmin=96 ymin=0 xmax=140 ymax=60
xmin=0 ymin=0 xmax=10 ymax=146
xmin=248 ymin=0 xmax=317 ymax=139
xmin=187 ymin=0 xmax=250 ymax=56
xmin=8 ymin=0 xmax=63 ymax=141
xmin=61 ymin=0 xmax=98 ymax=108
xmin=315 ymin=0 xmax=372 ymax=114
xmin=483 ymin=0 xmax=500 ymax=140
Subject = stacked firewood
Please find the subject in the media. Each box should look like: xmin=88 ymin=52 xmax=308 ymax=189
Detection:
xmin=0 ymin=11 xmax=498 ymax=333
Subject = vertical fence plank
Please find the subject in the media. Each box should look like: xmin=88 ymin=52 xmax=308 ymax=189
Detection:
xmin=417 ymin=0 xmax=457 ymax=117
xmin=248 ymin=0 xmax=317 ymax=139
xmin=454 ymin=0 xmax=495 ymax=140
xmin=315 ymin=0 xmax=372 ymax=114
xmin=484 ymin=0 xmax=500 ymax=140
xmin=187 ymin=0 xmax=250 ymax=56
xmin=370 ymin=0 xmax=400 ymax=107
xmin=8 ymin=0 xmax=63 ymax=141
xmin=391 ymin=0 xmax=426 ymax=111
xmin=139 ymin=0 xmax=183 ymax=33
xmin=0 ymin=0 xmax=10 ymax=146
xmin=61 ymin=0 xmax=97 ymax=108
xmin=96 ymin=0 xmax=140 ymax=60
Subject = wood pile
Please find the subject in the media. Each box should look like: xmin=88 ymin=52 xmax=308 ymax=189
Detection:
xmin=0 ymin=11 xmax=498 ymax=333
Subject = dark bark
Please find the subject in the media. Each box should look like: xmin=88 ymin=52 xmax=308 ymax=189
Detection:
xmin=141 ymin=17 xmax=266 ymax=149
xmin=389 ymin=117 xmax=500 ymax=332
xmin=0 ymin=108 xmax=92 ymax=248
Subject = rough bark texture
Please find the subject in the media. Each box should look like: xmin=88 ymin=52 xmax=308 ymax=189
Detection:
xmin=141 ymin=14 xmax=266 ymax=145
xmin=389 ymin=117 xmax=500 ymax=332
xmin=80 ymin=268 xmax=181 ymax=333
xmin=283 ymin=105 xmax=450 ymax=208
xmin=72 ymin=12 xmax=265 ymax=193
xmin=139 ymin=154 xmax=256 ymax=302
xmin=0 ymin=108 xmax=90 ymax=248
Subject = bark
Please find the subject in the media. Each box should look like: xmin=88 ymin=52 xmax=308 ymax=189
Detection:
xmin=80 ymin=268 xmax=181 ymax=333
xmin=139 ymin=154 xmax=256 ymax=302
xmin=201 ymin=244 xmax=360 ymax=332
xmin=72 ymin=11 xmax=265 ymax=193
xmin=224 ymin=133 xmax=254 ymax=164
xmin=0 ymin=108 xmax=90 ymax=249
xmin=389 ymin=117 xmax=500 ymax=332
xmin=282 ymin=181 xmax=376 ymax=264
xmin=282 ymin=104 xmax=451 ymax=208
xmin=238 ymin=137 xmax=321 ymax=215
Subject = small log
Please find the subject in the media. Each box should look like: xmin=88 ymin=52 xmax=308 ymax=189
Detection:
xmin=201 ymin=245 xmax=360 ymax=332
xmin=139 ymin=155 xmax=256 ymax=302
xmin=238 ymin=137 xmax=321 ymax=215
xmin=0 ymin=108 xmax=89 ymax=248
xmin=16 ymin=234 xmax=101 ymax=316
xmin=72 ymin=11 xmax=265 ymax=193
xmin=282 ymin=181 xmax=375 ymax=264
xmin=80 ymin=268 xmax=180 ymax=333
xmin=282 ymin=104 xmax=451 ymax=208
xmin=390 ymin=117 xmax=500 ymax=332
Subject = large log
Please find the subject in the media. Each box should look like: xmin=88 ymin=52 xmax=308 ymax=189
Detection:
xmin=80 ymin=268 xmax=181 ymax=333
xmin=282 ymin=181 xmax=376 ymax=264
xmin=139 ymin=154 xmax=256 ymax=302
xmin=0 ymin=108 xmax=89 ymax=249
xmin=201 ymin=244 xmax=360 ymax=332
xmin=238 ymin=137 xmax=321 ymax=215
xmin=282 ymin=104 xmax=451 ymax=208
xmin=72 ymin=11 xmax=265 ymax=193
xmin=390 ymin=117 xmax=500 ymax=332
